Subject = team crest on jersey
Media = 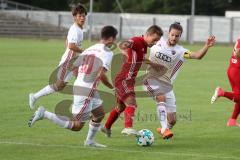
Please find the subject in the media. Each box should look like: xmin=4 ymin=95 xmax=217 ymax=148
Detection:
xmin=171 ymin=50 xmax=176 ymax=55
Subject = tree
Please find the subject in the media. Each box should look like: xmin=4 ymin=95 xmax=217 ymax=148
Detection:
xmin=10 ymin=0 xmax=240 ymax=15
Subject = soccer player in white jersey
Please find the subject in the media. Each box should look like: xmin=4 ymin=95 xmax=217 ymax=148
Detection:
xmin=143 ymin=22 xmax=216 ymax=139
xmin=28 ymin=26 xmax=118 ymax=147
xmin=29 ymin=4 xmax=87 ymax=110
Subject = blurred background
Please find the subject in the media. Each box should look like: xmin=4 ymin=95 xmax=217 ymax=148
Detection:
xmin=1 ymin=0 xmax=240 ymax=43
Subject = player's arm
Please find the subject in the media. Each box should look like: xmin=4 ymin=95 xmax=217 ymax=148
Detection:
xmin=65 ymin=39 xmax=68 ymax=48
xmin=67 ymin=55 xmax=83 ymax=71
xmin=144 ymin=59 xmax=166 ymax=72
xmin=118 ymin=40 xmax=133 ymax=58
xmin=96 ymin=67 xmax=114 ymax=89
xmin=68 ymin=43 xmax=84 ymax=53
xmin=188 ymin=35 xmax=216 ymax=60
xmin=235 ymin=48 xmax=240 ymax=59
xmin=100 ymin=71 xmax=114 ymax=89
xmin=233 ymin=39 xmax=240 ymax=59
xmin=67 ymin=28 xmax=84 ymax=53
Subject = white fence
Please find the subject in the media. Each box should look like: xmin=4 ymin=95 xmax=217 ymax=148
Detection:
xmin=1 ymin=10 xmax=240 ymax=43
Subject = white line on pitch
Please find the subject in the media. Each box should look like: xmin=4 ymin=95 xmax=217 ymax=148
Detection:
xmin=0 ymin=141 xmax=239 ymax=160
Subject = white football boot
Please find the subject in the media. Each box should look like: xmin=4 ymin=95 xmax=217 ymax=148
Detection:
xmin=84 ymin=140 xmax=107 ymax=148
xmin=211 ymin=87 xmax=224 ymax=104
xmin=121 ymin=128 xmax=139 ymax=136
xmin=28 ymin=106 xmax=45 ymax=127
xmin=29 ymin=93 xmax=37 ymax=110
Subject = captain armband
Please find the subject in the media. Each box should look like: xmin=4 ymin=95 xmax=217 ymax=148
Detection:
xmin=184 ymin=51 xmax=192 ymax=59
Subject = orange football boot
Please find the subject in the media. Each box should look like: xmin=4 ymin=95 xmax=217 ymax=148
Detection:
xmin=157 ymin=128 xmax=173 ymax=139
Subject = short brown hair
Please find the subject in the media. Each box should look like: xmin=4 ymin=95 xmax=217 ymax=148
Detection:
xmin=169 ymin=22 xmax=183 ymax=33
xmin=72 ymin=4 xmax=87 ymax=16
xmin=146 ymin=25 xmax=163 ymax=37
xmin=101 ymin=26 xmax=118 ymax=40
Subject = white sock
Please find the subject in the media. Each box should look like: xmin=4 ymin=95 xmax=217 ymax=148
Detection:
xmin=85 ymin=121 xmax=101 ymax=142
xmin=44 ymin=110 xmax=71 ymax=129
xmin=33 ymin=85 xmax=55 ymax=99
xmin=157 ymin=102 xmax=168 ymax=134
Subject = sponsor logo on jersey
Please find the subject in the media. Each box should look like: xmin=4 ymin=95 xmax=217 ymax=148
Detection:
xmin=155 ymin=52 xmax=172 ymax=62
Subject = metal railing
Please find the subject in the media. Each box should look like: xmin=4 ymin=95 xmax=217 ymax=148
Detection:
xmin=0 ymin=0 xmax=45 ymax=10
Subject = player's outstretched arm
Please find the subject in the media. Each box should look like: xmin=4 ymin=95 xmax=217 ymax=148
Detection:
xmin=68 ymin=42 xmax=84 ymax=53
xmin=189 ymin=35 xmax=216 ymax=60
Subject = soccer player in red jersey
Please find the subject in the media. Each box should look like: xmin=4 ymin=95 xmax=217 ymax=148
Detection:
xmin=101 ymin=25 xmax=163 ymax=137
xmin=211 ymin=36 xmax=240 ymax=127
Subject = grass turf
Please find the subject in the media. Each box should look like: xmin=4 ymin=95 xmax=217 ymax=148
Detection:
xmin=0 ymin=37 xmax=239 ymax=160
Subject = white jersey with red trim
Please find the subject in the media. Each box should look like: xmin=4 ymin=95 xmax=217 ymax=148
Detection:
xmin=146 ymin=38 xmax=191 ymax=84
xmin=59 ymin=23 xmax=84 ymax=66
xmin=73 ymin=43 xmax=113 ymax=89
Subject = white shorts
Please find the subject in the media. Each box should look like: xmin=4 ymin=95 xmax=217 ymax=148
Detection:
xmin=143 ymin=78 xmax=173 ymax=96
xmin=72 ymin=91 xmax=103 ymax=122
xmin=143 ymin=78 xmax=176 ymax=113
xmin=57 ymin=50 xmax=75 ymax=82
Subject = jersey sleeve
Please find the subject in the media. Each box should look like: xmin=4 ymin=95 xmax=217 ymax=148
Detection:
xmin=67 ymin=27 xmax=79 ymax=44
xmin=102 ymin=52 xmax=113 ymax=71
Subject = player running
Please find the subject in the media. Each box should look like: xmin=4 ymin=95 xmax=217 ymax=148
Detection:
xmin=29 ymin=4 xmax=87 ymax=110
xmin=28 ymin=26 xmax=118 ymax=147
xmin=101 ymin=25 xmax=163 ymax=137
xmin=144 ymin=22 xmax=216 ymax=139
xmin=211 ymin=36 xmax=240 ymax=127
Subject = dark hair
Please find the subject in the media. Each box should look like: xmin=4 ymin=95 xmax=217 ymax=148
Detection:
xmin=72 ymin=4 xmax=87 ymax=16
xmin=101 ymin=26 xmax=118 ymax=40
xmin=169 ymin=22 xmax=183 ymax=33
xmin=146 ymin=25 xmax=163 ymax=36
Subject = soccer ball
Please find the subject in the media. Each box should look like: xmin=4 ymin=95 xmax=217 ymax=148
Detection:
xmin=136 ymin=129 xmax=154 ymax=146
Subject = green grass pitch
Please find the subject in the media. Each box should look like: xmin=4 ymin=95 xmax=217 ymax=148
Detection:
xmin=0 ymin=37 xmax=239 ymax=160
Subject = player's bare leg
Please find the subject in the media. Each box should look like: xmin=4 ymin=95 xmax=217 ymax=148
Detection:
xmin=85 ymin=106 xmax=107 ymax=147
xmin=101 ymin=103 xmax=125 ymax=137
xmin=167 ymin=112 xmax=177 ymax=129
xmin=155 ymin=95 xmax=173 ymax=139
xmin=121 ymin=95 xmax=139 ymax=136
xmin=29 ymin=80 xmax=67 ymax=110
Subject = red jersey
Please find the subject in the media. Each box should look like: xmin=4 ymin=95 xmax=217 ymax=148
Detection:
xmin=229 ymin=37 xmax=240 ymax=68
xmin=115 ymin=36 xmax=147 ymax=85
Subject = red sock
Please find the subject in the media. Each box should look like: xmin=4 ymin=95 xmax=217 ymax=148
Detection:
xmin=231 ymin=103 xmax=240 ymax=119
xmin=104 ymin=107 xmax=122 ymax=129
xmin=124 ymin=105 xmax=136 ymax=128
xmin=224 ymin=92 xmax=240 ymax=103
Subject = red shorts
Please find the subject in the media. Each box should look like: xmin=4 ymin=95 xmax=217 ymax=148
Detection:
xmin=114 ymin=80 xmax=135 ymax=103
xmin=227 ymin=66 xmax=240 ymax=94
